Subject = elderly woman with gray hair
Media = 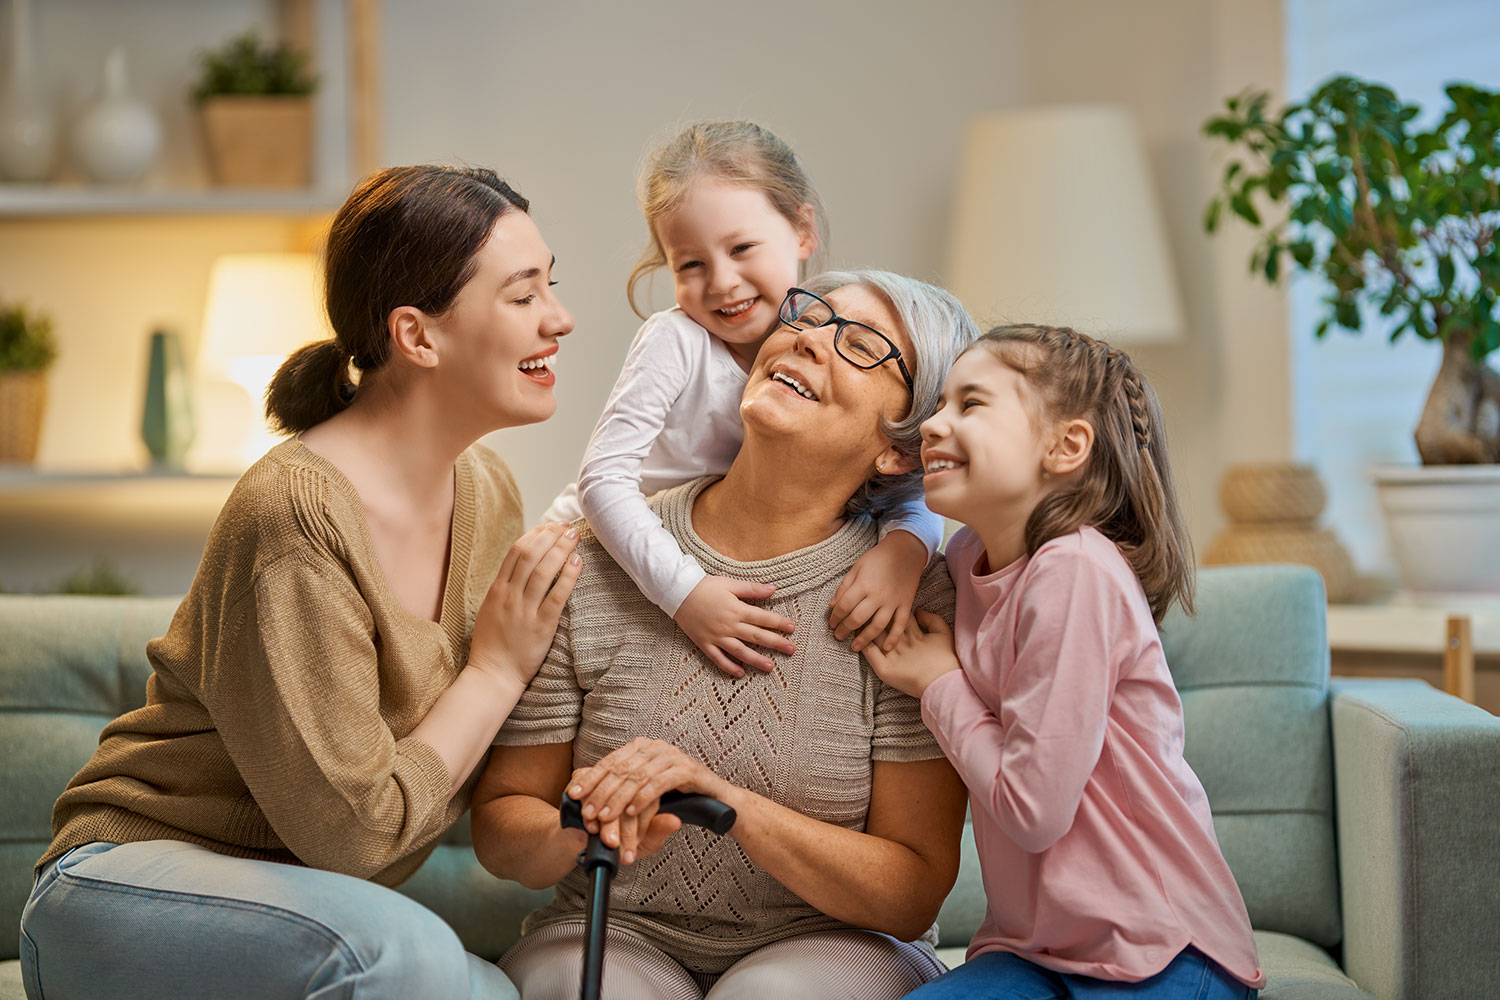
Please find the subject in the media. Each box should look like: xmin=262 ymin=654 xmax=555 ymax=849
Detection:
xmin=471 ymin=269 xmax=978 ymax=999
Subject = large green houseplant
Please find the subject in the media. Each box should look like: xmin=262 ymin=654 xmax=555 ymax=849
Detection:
xmin=1203 ymin=75 xmax=1500 ymax=466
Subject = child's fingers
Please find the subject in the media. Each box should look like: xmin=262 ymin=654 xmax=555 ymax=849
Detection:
xmin=740 ymin=603 xmax=795 ymax=636
xmin=737 ymin=624 xmax=795 ymax=656
xmin=912 ymin=609 xmax=951 ymax=634
xmin=726 ymin=579 xmax=777 ymax=602
xmin=849 ymin=605 xmax=895 ymax=653
xmin=861 ymin=642 xmax=887 ymax=671
xmin=832 ymin=595 xmax=880 ymax=641
xmin=701 ymin=643 xmax=746 ymax=679
xmin=882 ymin=604 xmax=913 ymax=652
xmin=723 ymin=637 xmax=775 ymax=673
xmin=827 ymin=587 xmax=867 ymax=635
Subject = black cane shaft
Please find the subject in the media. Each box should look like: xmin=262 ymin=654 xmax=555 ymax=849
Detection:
xmin=580 ymin=855 xmax=611 ymax=1000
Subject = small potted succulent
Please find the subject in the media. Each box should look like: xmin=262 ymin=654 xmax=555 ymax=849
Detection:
xmin=0 ymin=300 xmax=57 ymax=463
xmin=1203 ymin=76 xmax=1500 ymax=594
xmin=193 ymin=30 xmax=318 ymax=188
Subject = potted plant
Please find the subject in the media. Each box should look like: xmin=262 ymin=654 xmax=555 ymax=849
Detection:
xmin=193 ymin=30 xmax=317 ymax=189
xmin=0 ymin=300 xmax=57 ymax=463
xmin=1203 ymin=76 xmax=1500 ymax=594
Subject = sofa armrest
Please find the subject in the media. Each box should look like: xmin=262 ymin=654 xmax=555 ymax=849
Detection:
xmin=1329 ymin=678 xmax=1500 ymax=1000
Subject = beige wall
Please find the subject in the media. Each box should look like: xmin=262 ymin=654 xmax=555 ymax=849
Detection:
xmin=2 ymin=0 xmax=1293 ymax=589
xmin=1016 ymin=0 xmax=1289 ymax=555
xmin=379 ymin=0 xmax=1028 ymax=523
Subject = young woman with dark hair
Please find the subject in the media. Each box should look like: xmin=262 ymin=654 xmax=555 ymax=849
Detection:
xmin=20 ymin=165 xmax=576 ymax=1000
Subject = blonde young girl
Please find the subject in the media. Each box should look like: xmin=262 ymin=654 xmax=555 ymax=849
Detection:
xmin=545 ymin=121 xmax=943 ymax=677
xmin=866 ymin=326 xmax=1265 ymax=999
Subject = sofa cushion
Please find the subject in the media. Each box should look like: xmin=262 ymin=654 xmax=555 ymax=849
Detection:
xmin=1161 ymin=567 xmax=1341 ymax=948
xmin=1255 ymin=931 xmax=1373 ymax=999
xmin=0 ymin=596 xmax=179 ymax=965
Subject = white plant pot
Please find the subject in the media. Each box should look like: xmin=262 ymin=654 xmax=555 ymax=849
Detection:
xmin=1372 ymin=464 xmax=1500 ymax=596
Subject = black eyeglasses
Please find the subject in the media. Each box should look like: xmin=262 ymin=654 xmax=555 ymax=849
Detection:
xmin=778 ymin=288 xmax=914 ymax=394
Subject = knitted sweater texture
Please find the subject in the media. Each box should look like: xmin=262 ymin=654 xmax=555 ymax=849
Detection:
xmin=497 ymin=476 xmax=954 ymax=973
xmin=39 ymin=439 xmax=522 ymax=885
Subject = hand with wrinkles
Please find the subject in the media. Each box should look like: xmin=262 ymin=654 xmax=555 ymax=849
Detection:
xmin=566 ymin=738 xmax=734 ymax=865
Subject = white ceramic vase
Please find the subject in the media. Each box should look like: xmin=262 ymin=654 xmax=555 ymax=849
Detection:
xmin=1372 ymin=464 xmax=1500 ymax=596
xmin=0 ymin=0 xmax=57 ymax=182
xmin=70 ymin=48 xmax=161 ymax=184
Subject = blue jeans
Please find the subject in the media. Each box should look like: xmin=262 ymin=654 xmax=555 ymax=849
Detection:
xmin=19 ymin=840 xmax=517 ymax=1000
xmin=904 ymin=947 xmax=1255 ymax=999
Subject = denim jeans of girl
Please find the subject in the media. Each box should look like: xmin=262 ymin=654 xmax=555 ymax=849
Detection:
xmin=903 ymin=946 xmax=1256 ymax=1000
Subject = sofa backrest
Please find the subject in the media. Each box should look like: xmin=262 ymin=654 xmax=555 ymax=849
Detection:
xmin=1161 ymin=565 xmax=1341 ymax=947
xmin=936 ymin=564 xmax=1342 ymax=950
xmin=0 ymin=595 xmax=545 ymax=963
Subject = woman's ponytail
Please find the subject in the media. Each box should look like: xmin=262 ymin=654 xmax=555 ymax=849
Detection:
xmin=265 ymin=339 xmax=353 ymax=434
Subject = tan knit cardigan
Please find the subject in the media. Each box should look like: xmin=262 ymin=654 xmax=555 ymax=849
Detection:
xmin=498 ymin=477 xmax=956 ymax=973
xmin=39 ymin=439 xmax=522 ymax=885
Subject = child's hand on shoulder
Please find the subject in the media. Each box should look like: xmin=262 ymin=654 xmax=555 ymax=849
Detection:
xmin=830 ymin=529 xmax=928 ymax=653
xmin=674 ymin=574 xmax=797 ymax=679
xmin=862 ymin=609 xmax=961 ymax=700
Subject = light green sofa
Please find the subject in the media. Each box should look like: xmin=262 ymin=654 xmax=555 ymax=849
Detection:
xmin=3 ymin=566 xmax=1497 ymax=999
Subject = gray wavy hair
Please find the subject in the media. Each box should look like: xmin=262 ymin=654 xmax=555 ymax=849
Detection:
xmin=797 ymin=269 xmax=980 ymax=520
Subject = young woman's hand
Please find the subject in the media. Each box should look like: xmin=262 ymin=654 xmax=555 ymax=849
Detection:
xmin=674 ymin=575 xmax=795 ymax=678
xmin=467 ymin=522 xmax=582 ymax=689
xmin=566 ymin=737 xmax=735 ymax=865
xmin=829 ymin=529 xmax=927 ymax=653
xmin=862 ymin=609 xmax=961 ymax=699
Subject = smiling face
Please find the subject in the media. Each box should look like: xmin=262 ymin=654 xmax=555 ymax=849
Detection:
xmin=919 ymin=346 xmax=1056 ymax=531
xmin=657 ymin=177 xmax=816 ymax=367
xmin=427 ymin=210 xmax=574 ymax=430
xmin=740 ymin=282 xmax=914 ymax=475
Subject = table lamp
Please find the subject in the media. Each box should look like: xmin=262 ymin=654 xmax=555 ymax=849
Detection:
xmin=945 ymin=106 xmax=1183 ymax=343
xmin=195 ymin=253 xmax=329 ymax=469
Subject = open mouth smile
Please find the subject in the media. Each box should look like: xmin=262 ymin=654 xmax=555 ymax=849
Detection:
xmin=771 ymin=369 xmax=819 ymax=401
xmin=923 ymin=456 xmax=965 ymax=476
xmin=518 ymin=349 xmax=557 ymax=385
xmin=716 ymin=297 xmax=759 ymax=321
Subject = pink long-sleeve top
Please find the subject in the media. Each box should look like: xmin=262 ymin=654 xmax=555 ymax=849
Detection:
xmin=922 ymin=526 xmax=1264 ymax=988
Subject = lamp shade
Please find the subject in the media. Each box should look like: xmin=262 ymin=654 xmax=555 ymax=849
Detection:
xmin=195 ymin=253 xmax=329 ymax=467
xmin=945 ymin=106 xmax=1183 ymax=343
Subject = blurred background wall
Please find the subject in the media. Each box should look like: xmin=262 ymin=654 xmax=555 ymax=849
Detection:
xmin=3 ymin=0 xmax=1289 ymax=593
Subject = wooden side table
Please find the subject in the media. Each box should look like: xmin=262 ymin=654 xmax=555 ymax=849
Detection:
xmin=1325 ymin=600 xmax=1500 ymax=706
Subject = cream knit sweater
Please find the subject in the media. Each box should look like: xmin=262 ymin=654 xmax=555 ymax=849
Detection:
xmin=40 ymin=439 xmax=522 ymax=885
xmin=498 ymin=476 xmax=955 ymax=974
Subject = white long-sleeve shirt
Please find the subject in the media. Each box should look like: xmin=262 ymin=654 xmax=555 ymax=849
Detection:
xmin=544 ymin=308 xmax=944 ymax=615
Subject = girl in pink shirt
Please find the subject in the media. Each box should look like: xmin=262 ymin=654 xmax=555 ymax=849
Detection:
xmin=867 ymin=325 xmax=1264 ymax=998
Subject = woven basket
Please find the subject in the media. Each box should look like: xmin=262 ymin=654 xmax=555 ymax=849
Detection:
xmin=0 ymin=370 xmax=46 ymax=462
xmin=1203 ymin=523 xmax=1356 ymax=602
xmin=1219 ymin=463 xmax=1327 ymax=524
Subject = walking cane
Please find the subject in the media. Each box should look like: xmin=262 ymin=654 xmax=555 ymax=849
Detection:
xmin=559 ymin=788 xmax=736 ymax=1000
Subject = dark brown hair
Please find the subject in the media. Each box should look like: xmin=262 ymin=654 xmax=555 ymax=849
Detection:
xmin=977 ymin=325 xmax=1195 ymax=623
xmin=265 ymin=165 xmax=530 ymax=434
